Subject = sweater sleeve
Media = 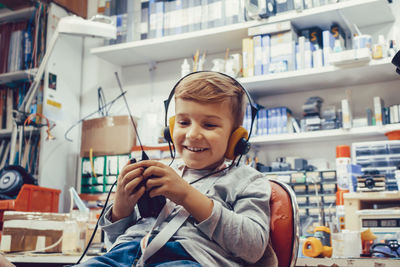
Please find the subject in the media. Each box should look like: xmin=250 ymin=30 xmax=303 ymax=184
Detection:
xmin=195 ymin=175 xmax=271 ymax=263
xmin=98 ymin=204 xmax=138 ymax=244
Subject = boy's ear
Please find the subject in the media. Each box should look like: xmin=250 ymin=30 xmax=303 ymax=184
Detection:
xmin=164 ymin=116 xmax=176 ymax=143
xmin=225 ymin=127 xmax=249 ymax=160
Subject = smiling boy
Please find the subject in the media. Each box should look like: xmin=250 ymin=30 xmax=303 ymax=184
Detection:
xmin=77 ymin=72 xmax=276 ymax=267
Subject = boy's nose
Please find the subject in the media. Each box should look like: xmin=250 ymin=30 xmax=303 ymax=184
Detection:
xmin=186 ymin=124 xmax=202 ymax=140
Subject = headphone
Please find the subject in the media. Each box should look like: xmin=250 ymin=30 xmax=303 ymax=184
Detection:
xmin=392 ymin=49 xmax=400 ymax=75
xmin=163 ymin=71 xmax=258 ymax=160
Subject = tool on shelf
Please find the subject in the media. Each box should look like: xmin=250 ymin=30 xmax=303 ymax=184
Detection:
xmin=302 ymin=178 xmax=333 ymax=258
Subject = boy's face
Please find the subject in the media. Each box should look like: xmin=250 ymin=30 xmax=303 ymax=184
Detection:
xmin=173 ymin=98 xmax=234 ymax=170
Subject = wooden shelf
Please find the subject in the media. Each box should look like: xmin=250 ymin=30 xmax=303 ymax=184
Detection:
xmin=240 ymin=58 xmax=400 ymax=96
xmin=0 ymin=69 xmax=37 ymax=85
xmin=91 ymin=0 xmax=394 ymax=67
xmin=250 ymin=124 xmax=400 ymax=146
xmin=296 ymin=257 xmax=400 ymax=267
xmin=344 ymin=191 xmax=400 ymax=201
xmin=6 ymin=253 xmax=92 ymax=264
xmin=0 ymin=6 xmax=35 ymax=23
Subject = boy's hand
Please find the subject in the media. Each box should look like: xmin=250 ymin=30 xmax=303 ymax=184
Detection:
xmin=132 ymin=160 xmax=191 ymax=206
xmin=112 ymin=161 xmax=146 ymax=222
xmin=132 ymin=160 xmax=214 ymax=222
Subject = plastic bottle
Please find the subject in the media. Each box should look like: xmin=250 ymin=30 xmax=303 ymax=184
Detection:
xmin=388 ymin=40 xmax=397 ymax=57
xmin=333 ymin=40 xmax=342 ymax=53
xmin=378 ymin=35 xmax=387 ymax=58
xmin=335 ymin=145 xmax=351 ymax=231
xmin=181 ymin=58 xmax=190 ymax=78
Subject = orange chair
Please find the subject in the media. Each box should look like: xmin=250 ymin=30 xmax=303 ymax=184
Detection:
xmin=250 ymin=179 xmax=299 ymax=267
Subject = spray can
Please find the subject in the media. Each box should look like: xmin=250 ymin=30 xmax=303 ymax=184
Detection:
xmin=336 ymin=145 xmax=351 ymax=231
xmin=336 ymin=145 xmax=351 ymax=190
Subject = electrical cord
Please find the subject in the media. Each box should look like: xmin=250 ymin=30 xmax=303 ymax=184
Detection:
xmin=97 ymin=87 xmax=108 ymax=117
xmin=64 ymin=91 xmax=126 ymax=142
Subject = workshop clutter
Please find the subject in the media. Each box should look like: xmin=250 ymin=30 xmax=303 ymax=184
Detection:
xmin=255 ymin=139 xmax=400 ymax=259
xmin=352 ymin=140 xmax=400 ymax=191
xmin=0 ymin=211 xmax=87 ymax=253
xmin=80 ymin=115 xmax=136 ymax=157
xmin=0 ymin=184 xmax=60 ymax=231
xmin=80 ymin=146 xmax=171 ymax=194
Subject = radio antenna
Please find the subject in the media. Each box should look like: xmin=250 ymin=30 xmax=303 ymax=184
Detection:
xmin=114 ymin=72 xmax=148 ymax=160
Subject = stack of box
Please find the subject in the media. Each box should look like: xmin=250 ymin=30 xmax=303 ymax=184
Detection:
xmin=254 ymin=106 xmax=294 ymax=136
xmin=352 ymin=140 xmax=400 ymax=191
xmin=301 ymin=96 xmax=323 ymax=132
xmin=321 ymin=105 xmax=337 ymax=130
xmin=247 ymin=21 xmax=297 ymax=76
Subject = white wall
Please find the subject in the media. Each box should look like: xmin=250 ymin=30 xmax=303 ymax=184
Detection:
xmin=76 ymin=1 xmax=400 ymax=186
xmin=39 ymin=3 xmax=83 ymax=212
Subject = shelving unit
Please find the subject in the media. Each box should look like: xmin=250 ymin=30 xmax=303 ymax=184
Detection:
xmin=0 ymin=68 xmax=37 ymax=85
xmin=86 ymin=0 xmax=399 ymax=173
xmin=296 ymin=257 xmax=400 ymax=267
xmin=0 ymin=6 xmax=35 ymax=23
xmin=91 ymin=0 xmax=394 ymax=67
xmin=251 ymin=124 xmax=400 ymax=145
xmin=240 ymin=58 xmax=400 ymax=96
xmin=0 ymin=127 xmax=39 ymax=138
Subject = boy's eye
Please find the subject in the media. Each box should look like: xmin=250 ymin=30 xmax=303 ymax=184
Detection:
xmin=178 ymin=120 xmax=189 ymax=126
xmin=204 ymin=123 xmax=217 ymax=128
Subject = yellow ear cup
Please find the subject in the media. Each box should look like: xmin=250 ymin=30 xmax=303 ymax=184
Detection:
xmin=168 ymin=116 xmax=176 ymax=142
xmin=225 ymin=127 xmax=248 ymax=160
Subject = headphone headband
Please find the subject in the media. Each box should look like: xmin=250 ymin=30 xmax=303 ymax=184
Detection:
xmin=164 ymin=71 xmax=258 ymax=141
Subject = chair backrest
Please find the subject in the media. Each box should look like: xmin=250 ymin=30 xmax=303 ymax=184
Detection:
xmin=250 ymin=179 xmax=299 ymax=267
xmin=269 ymin=179 xmax=299 ymax=267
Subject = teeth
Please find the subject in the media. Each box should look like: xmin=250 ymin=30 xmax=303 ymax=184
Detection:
xmin=186 ymin=146 xmax=206 ymax=152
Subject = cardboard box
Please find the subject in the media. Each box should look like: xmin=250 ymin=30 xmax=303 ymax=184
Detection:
xmin=80 ymin=115 xmax=136 ymax=157
xmin=0 ymin=211 xmax=88 ymax=253
xmin=1 ymin=211 xmax=67 ymax=253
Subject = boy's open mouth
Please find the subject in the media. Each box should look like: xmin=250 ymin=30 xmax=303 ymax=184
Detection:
xmin=184 ymin=146 xmax=208 ymax=152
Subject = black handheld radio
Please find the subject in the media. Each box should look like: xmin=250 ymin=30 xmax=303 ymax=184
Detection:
xmin=129 ymin=157 xmax=166 ymax=218
xmin=115 ymin=71 xmax=166 ymax=218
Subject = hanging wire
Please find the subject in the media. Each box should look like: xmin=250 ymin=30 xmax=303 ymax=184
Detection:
xmin=97 ymin=87 xmax=108 ymax=117
xmin=64 ymin=90 xmax=126 ymax=142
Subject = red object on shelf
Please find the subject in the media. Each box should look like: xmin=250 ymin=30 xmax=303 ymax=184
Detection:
xmin=336 ymin=145 xmax=351 ymax=158
xmin=0 ymin=184 xmax=61 ymax=230
xmin=385 ymin=130 xmax=400 ymax=140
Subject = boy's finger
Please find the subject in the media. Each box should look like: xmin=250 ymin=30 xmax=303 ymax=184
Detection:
xmin=120 ymin=159 xmax=150 ymax=177
xmin=145 ymin=175 xmax=164 ymax=190
xmin=120 ymin=168 xmax=143 ymax=187
xmin=148 ymin=185 xmax=165 ymax=198
xmin=131 ymin=184 xmax=146 ymax=200
xmin=125 ymin=175 xmax=145 ymax=193
xmin=132 ymin=160 xmax=165 ymax=169
xmin=142 ymin=166 xmax=165 ymax=178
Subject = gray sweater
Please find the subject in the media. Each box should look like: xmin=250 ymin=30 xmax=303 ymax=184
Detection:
xmin=99 ymin=163 xmax=272 ymax=266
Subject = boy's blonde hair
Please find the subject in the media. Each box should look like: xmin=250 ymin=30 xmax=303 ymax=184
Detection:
xmin=174 ymin=72 xmax=246 ymax=129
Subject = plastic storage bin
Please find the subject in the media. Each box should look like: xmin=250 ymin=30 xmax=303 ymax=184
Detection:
xmin=0 ymin=184 xmax=61 ymax=230
xmin=388 ymin=142 xmax=400 ymax=154
xmin=370 ymin=144 xmax=388 ymax=155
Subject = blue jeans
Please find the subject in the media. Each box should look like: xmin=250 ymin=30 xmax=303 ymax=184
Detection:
xmin=75 ymin=239 xmax=201 ymax=267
